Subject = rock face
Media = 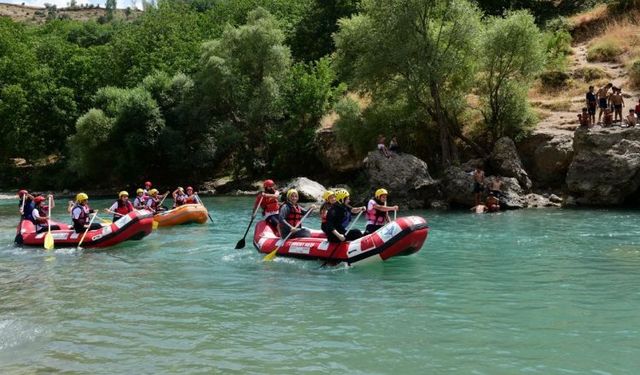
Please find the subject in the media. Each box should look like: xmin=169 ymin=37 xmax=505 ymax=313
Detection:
xmin=566 ymin=127 xmax=640 ymax=205
xmin=518 ymin=133 xmax=574 ymax=188
xmin=363 ymin=151 xmax=441 ymax=208
xmin=283 ymin=177 xmax=326 ymax=202
xmin=315 ymin=127 xmax=363 ymax=173
xmin=490 ymin=137 xmax=532 ymax=190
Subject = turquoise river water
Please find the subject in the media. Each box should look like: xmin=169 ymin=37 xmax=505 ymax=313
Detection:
xmin=1 ymin=197 xmax=640 ymax=374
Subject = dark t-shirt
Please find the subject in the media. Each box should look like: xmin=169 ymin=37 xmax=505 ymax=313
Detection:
xmin=586 ymin=92 xmax=597 ymax=104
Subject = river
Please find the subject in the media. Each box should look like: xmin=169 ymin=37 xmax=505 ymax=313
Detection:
xmin=1 ymin=197 xmax=639 ymax=374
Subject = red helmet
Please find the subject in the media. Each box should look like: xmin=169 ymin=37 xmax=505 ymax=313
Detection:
xmin=34 ymin=196 xmax=46 ymax=204
xmin=263 ymin=179 xmax=275 ymax=188
xmin=145 ymin=181 xmax=152 ymax=187
xmin=186 ymin=186 xmax=193 ymax=192
xmin=18 ymin=189 xmax=28 ymax=198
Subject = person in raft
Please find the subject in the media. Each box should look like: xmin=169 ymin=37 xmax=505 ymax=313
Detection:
xmin=143 ymin=181 xmax=153 ymax=196
xmin=278 ymin=189 xmax=315 ymax=239
xmin=364 ymin=188 xmax=398 ymax=235
xmin=105 ymin=191 xmax=134 ymax=221
xmin=172 ymin=187 xmax=187 ymax=207
xmin=184 ymin=186 xmax=198 ymax=204
xmin=133 ymin=188 xmax=147 ymax=209
xmin=145 ymin=189 xmax=166 ymax=213
xmin=324 ymin=188 xmax=366 ymax=243
xmin=254 ymin=179 xmax=281 ymax=229
xmin=319 ymin=190 xmax=336 ymax=235
xmin=70 ymin=193 xmax=102 ymax=233
xmin=17 ymin=189 xmax=35 ymax=218
xmin=32 ymin=195 xmax=60 ymax=233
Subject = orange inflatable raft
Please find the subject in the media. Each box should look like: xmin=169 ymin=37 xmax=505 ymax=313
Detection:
xmin=153 ymin=204 xmax=209 ymax=227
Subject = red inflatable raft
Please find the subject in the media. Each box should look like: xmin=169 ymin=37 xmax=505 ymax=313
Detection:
xmin=16 ymin=210 xmax=154 ymax=248
xmin=253 ymin=216 xmax=429 ymax=266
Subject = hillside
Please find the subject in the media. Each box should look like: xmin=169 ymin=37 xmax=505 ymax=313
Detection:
xmin=0 ymin=2 xmax=140 ymax=24
xmin=531 ymin=4 xmax=640 ymax=136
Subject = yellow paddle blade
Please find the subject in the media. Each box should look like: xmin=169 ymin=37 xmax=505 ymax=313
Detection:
xmin=44 ymin=232 xmax=54 ymax=251
xmin=262 ymin=247 xmax=279 ymax=262
xmin=100 ymin=218 xmax=112 ymax=224
xmin=152 ymin=221 xmax=159 ymax=230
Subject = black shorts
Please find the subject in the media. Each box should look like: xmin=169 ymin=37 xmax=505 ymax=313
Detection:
xmin=473 ymin=182 xmax=483 ymax=193
xmin=614 ymin=104 xmax=622 ymax=111
xmin=588 ymin=103 xmax=596 ymax=115
xmin=599 ymin=98 xmax=608 ymax=109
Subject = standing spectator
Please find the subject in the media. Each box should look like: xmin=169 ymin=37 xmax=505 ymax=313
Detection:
xmin=597 ymin=83 xmax=613 ymax=124
xmin=388 ymin=136 xmax=400 ymax=154
xmin=377 ymin=134 xmax=391 ymax=158
xmin=586 ymin=86 xmax=597 ymax=126
xmin=610 ymin=87 xmax=625 ymax=124
xmin=635 ymin=98 xmax=640 ymax=115
xmin=472 ymin=165 xmax=485 ymax=206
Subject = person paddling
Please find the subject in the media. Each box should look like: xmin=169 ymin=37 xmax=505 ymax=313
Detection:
xmin=184 ymin=186 xmax=198 ymax=204
xmin=172 ymin=187 xmax=187 ymax=207
xmin=364 ymin=188 xmax=398 ymax=235
xmin=18 ymin=189 xmax=35 ymax=220
xmin=323 ymin=188 xmax=365 ymax=242
xmin=254 ymin=179 xmax=281 ymax=230
xmin=319 ymin=190 xmax=336 ymax=235
xmin=278 ymin=189 xmax=315 ymax=239
xmin=145 ymin=189 xmax=168 ymax=213
xmin=106 ymin=191 xmax=134 ymax=221
xmin=70 ymin=193 xmax=101 ymax=233
xmin=133 ymin=188 xmax=147 ymax=209
xmin=32 ymin=195 xmax=60 ymax=233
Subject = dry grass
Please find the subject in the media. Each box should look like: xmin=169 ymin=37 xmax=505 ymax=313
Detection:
xmin=0 ymin=3 xmax=140 ymax=24
xmin=569 ymin=4 xmax=610 ymax=29
xmin=530 ymin=99 xmax=573 ymax=112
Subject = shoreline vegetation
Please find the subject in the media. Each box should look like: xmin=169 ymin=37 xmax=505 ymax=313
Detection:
xmin=1 ymin=1 xmax=640 ymax=208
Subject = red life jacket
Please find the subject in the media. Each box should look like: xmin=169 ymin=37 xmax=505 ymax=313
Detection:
xmin=262 ymin=195 xmax=280 ymax=216
xmin=284 ymin=203 xmax=302 ymax=227
xmin=367 ymin=198 xmax=387 ymax=225
xmin=116 ymin=200 xmax=134 ymax=215
xmin=320 ymin=203 xmax=331 ymax=224
xmin=185 ymin=195 xmax=197 ymax=204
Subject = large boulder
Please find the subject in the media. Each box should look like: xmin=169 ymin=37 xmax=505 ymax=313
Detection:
xmin=363 ymin=151 xmax=441 ymax=208
xmin=518 ymin=133 xmax=574 ymax=188
xmin=283 ymin=177 xmax=326 ymax=202
xmin=490 ymin=137 xmax=532 ymax=190
xmin=566 ymin=127 xmax=640 ymax=205
xmin=315 ymin=127 xmax=363 ymax=173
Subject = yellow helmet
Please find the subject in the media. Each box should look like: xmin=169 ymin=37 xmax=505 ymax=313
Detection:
xmin=119 ymin=191 xmax=129 ymax=198
xmin=136 ymin=188 xmax=144 ymax=194
xmin=76 ymin=193 xmax=89 ymax=202
xmin=177 ymin=186 xmax=184 ymax=192
xmin=286 ymin=189 xmax=298 ymax=199
xmin=149 ymin=189 xmax=159 ymax=196
xmin=375 ymin=188 xmax=388 ymax=199
xmin=334 ymin=188 xmax=350 ymax=204
xmin=322 ymin=190 xmax=335 ymax=201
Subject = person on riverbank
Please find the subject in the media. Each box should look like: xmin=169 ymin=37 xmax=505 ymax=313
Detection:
xmin=603 ymin=108 xmax=613 ymax=127
xmin=610 ymin=87 xmax=625 ymax=124
xmin=473 ymin=165 xmax=485 ymax=206
xmin=586 ymin=86 xmax=597 ymax=126
xmin=470 ymin=204 xmax=488 ymax=213
xmin=172 ymin=187 xmax=187 ymax=207
xmin=597 ymin=83 xmax=613 ymax=124
xmin=133 ymin=188 xmax=146 ymax=209
xmin=106 ymin=191 xmax=134 ymax=221
xmin=320 ymin=190 xmax=336 ymax=234
xmin=488 ymin=176 xmax=504 ymax=198
xmin=486 ymin=194 xmax=500 ymax=213
xmin=278 ymin=189 xmax=315 ymax=239
xmin=377 ymin=134 xmax=391 ymax=158
xmin=32 ymin=195 xmax=60 ymax=233
xmin=625 ymin=109 xmax=638 ymax=127
xmin=389 ymin=136 xmax=400 ymax=154
xmin=18 ymin=189 xmax=34 ymax=219
xmin=578 ymin=108 xmax=590 ymax=129
xmin=324 ymin=188 xmax=365 ymax=243
xmin=70 ymin=193 xmax=101 ymax=233
xmin=364 ymin=188 xmax=398 ymax=235
xmin=254 ymin=179 xmax=281 ymax=229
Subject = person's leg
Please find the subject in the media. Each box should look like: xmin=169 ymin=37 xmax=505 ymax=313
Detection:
xmin=346 ymin=229 xmax=363 ymax=241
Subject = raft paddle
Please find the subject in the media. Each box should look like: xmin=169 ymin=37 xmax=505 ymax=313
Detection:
xmin=263 ymin=207 xmax=314 ymax=262
xmin=195 ymin=194 xmax=214 ymax=223
xmin=44 ymin=195 xmax=54 ymax=251
xmin=157 ymin=190 xmax=170 ymax=209
xmin=320 ymin=210 xmax=363 ymax=268
xmin=20 ymin=195 xmax=26 ymax=215
xmin=236 ymin=196 xmax=263 ymax=249
xmin=77 ymin=212 xmax=98 ymax=250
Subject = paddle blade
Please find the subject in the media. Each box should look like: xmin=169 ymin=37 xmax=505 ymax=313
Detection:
xmin=152 ymin=221 xmax=159 ymax=230
xmin=235 ymin=238 xmax=246 ymax=249
xmin=262 ymin=247 xmax=279 ymax=262
xmin=44 ymin=232 xmax=54 ymax=251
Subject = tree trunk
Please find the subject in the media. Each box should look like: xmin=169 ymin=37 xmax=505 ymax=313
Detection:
xmin=431 ymin=82 xmax=456 ymax=167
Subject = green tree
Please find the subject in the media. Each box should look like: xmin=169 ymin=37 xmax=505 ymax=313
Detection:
xmin=195 ymin=7 xmax=291 ymax=176
xmin=479 ymin=10 xmax=544 ymax=143
xmin=334 ymin=0 xmax=483 ymax=167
